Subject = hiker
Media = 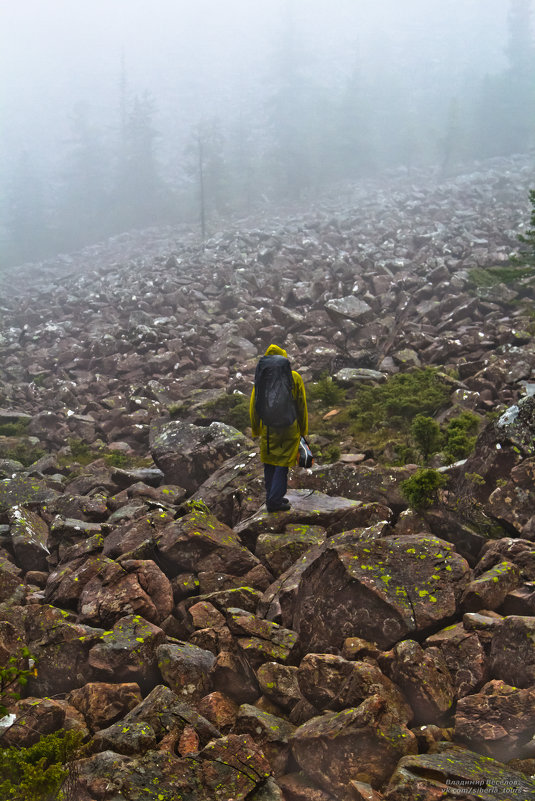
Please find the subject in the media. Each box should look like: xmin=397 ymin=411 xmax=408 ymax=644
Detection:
xmin=249 ymin=344 xmax=308 ymax=513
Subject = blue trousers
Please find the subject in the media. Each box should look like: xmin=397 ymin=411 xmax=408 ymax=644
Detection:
xmin=264 ymin=464 xmax=288 ymax=510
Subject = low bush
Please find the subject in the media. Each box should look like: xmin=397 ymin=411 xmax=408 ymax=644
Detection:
xmin=401 ymin=468 xmax=449 ymax=509
xmin=0 ymin=729 xmax=83 ymax=801
xmin=308 ymin=374 xmax=346 ymax=409
xmin=443 ymin=411 xmax=479 ymax=463
xmin=349 ymin=368 xmax=450 ymax=434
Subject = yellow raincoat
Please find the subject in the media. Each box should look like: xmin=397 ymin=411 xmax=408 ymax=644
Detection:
xmin=249 ymin=344 xmax=308 ymax=467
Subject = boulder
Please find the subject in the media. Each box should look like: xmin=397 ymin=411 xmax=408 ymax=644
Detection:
xmin=26 ymin=618 xmax=104 ymax=696
xmin=256 ymin=662 xmax=302 ymax=711
xmin=288 ymin=463 xmax=412 ymax=512
xmin=157 ymin=642 xmax=216 ymax=705
xmin=68 ymin=681 xmax=143 ymax=733
xmin=425 ymin=622 xmax=488 ymax=698
xmin=390 ymin=639 xmax=454 ymax=724
xmin=460 ymin=560 xmax=522 ymax=612
xmin=78 ymin=558 xmax=173 ymax=626
xmin=157 ymin=503 xmax=259 ymax=578
xmin=1 ymin=696 xmax=88 ymax=747
xmin=90 ymin=683 xmax=219 ymax=756
xmin=87 ymin=614 xmax=166 ymax=692
xmin=232 ymin=703 xmax=295 ymax=776
xmin=0 ymin=474 xmax=58 ymax=513
xmin=455 ymin=679 xmax=535 ymax=762
xmin=488 ymin=458 xmax=535 ymax=532
xmin=197 ymin=691 xmax=239 ymax=733
xmin=325 ymin=296 xmax=373 ymax=323
xmin=149 ymin=419 xmax=252 ymax=493
xmin=192 ymin=449 xmax=265 ymax=527
xmin=292 ymin=533 xmax=471 ymax=652
xmin=382 ymin=743 xmax=535 ymax=800
xmin=488 ymin=615 xmax=535 ymax=688
xmin=7 ymin=505 xmax=49 ymax=572
xmin=290 ymin=696 xmax=417 ymax=796
xmin=297 ymin=653 xmax=411 ymax=724
xmin=236 ymin=488 xmax=391 ymax=549
xmin=255 ymin=524 xmax=327 ymax=577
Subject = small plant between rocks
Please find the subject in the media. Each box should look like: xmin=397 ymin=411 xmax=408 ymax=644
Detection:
xmin=0 ymin=730 xmax=83 ymax=801
xmin=400 ymin=468 xmax=449 ymax=509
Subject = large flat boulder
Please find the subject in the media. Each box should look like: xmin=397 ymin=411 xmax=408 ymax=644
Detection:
xmin=292 ymin=533 xmax=471 ymax=651
xmin=383 ymin=743 xmax=535 ymax=801
xmin=149 ymin=419 xmax=252 ymax=493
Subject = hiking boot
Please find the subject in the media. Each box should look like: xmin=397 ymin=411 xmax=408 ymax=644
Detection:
xmin=267 ymin=500 xmax=291 ymax=513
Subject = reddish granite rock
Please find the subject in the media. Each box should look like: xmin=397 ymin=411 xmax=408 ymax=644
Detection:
xmin=277 ymin=773 xmax=338 ymax=801
xmin=157 ymin=504 xmax=259 ymax=578
xmin=232 ymin=703 xmax=295 ymax=776
xmin=292 ymin=533 xmax=470 ymax=652
xmin=390 ymin=639 xmax=454 ymax=724
xmin=68 ymin=681 xmax=143 ymax=733
xmin=488 ymin=458 xmax=535 ymax=532
xmin=382 ymin=743 xmax=535 ymax=801
xmin=89 ymin=683 xmax=219 ymax=755
xmin=255 ymin=524 xmax=327 ymax=578
xmin=475 ymin=537 xmax=535 ymax=580
xmin=157 ymin=642 xmax=216 ymax=705
xmin=78 ymin=558 xmax=173 ymax=626
xmin=197 ymin=691 xmax=239 ymax=733
xmin=455 ymin=680 xmax=535 ymax=762
xmin=210 ymin=649 xmax=260 ymax=704
xmin=26 ymin=619 xmax=104 ymax=696
xmin=45 ymin=552 xmax=109 ymax=608
xmin=256 ymin=662 xmax=302 ymax=711
xmin=291 ymin=696 xmax=417 ymax=796
xmin=425 ymin=622 xmax=487 ymax=698
xmin=87 ymin=614 xmax=166 ymax=692
xmin=102 ymin=510 xmax=174 ymax=560
xmin=488 ymin=615 xmax=535 ymax=688
xmin=297 ymin=653 xmax=411 ymax=723
xmin=460 ymin=560 xmax=522 ymax=612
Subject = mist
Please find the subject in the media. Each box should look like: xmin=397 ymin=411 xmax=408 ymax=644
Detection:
xmin=1 ymin=0 xmax=533 ymax=267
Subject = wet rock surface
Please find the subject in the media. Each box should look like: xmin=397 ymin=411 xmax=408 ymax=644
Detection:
xmin=0 ymin=156 xmax=535 ymax=798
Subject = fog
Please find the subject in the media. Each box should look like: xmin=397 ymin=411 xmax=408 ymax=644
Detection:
xmin=1 ymin=0 xmax=533 ymax=267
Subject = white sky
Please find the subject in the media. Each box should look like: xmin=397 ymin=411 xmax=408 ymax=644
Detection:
xmin=0 ymin=0 xmax=518 ymax=168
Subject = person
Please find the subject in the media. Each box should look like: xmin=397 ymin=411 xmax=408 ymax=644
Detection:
xmin=249 ymin=344 xmax=308 ymax=513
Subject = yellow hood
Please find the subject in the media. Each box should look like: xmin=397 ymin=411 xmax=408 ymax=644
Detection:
xmin=264 ymin=344 xmax=288 ymax=357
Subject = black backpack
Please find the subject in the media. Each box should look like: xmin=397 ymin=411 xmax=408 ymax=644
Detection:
xmin=254 ymin=354 xmax=297 ymax=429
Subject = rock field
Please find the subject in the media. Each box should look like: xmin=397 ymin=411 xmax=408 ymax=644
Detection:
xmin=0 ymin=155 xmax=535 ymax=800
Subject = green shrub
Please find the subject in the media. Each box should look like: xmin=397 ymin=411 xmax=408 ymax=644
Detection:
xmin=66 ymin=439 xmax=94 ymax=465
xmin=309 ymin=374 xmax=346 ymax=409
xmin=443 ymin=411 xmax=479 ymax=463
xmin=411 ymin=414 xmax=442 ymax=462
xmin=0 ymin=440 xmax=45 ymax=467
xmin=0 ymin=729 xmax=83 ymax=801
xmin=468 ymin=265 xmax=535 ymax=288
xmin=0 ymin=421 xmax=30 ymax=437
xmin=103 ymin=451 xmax=130 ymax=468
xmin=401 ymin=468 xmax=448 ymax=509
xmin=318 ymin=443 xmax=341 ymax=464
xmin=349 ymin=368 xmax=450 ymax=434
